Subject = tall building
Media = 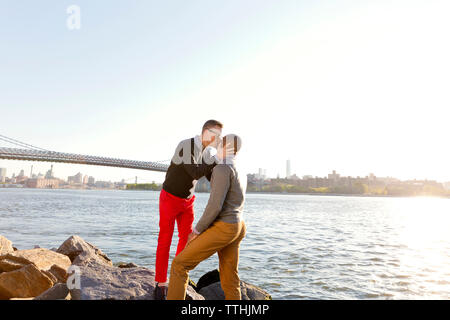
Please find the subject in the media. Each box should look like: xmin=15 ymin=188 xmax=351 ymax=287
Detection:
xmin=0 ymin=168 xmax=6 ymax=183
xmin=286 ymin=160 xmax=291 ymax=179
xmin=328 ymin=170 xmax=340 ymax=182
xmin=88 ymin=176 xmax=95 ymax=185
xmin=16 ymin=170 xmax=28 ymax=183
xmin=45 ymin=165 xmax=54 ymax=179
xmin=68 ymin=172 xmax=83 ymax=184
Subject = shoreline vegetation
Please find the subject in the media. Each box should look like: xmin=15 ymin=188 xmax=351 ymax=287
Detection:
xmin=125 ymin=183 xmax=160 ymax=191
xmin=246 ymin=185 xmax=450 ymax=198
xmin=123 ymin=183 xmax=450 ymax=199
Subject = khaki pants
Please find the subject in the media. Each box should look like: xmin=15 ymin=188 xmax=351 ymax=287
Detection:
xmin=167 ymin=220 xmax=246 ymax=300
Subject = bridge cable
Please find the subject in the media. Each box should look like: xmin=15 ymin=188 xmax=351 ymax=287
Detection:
xmin=0 ymin=134 xmax=49 ymax=152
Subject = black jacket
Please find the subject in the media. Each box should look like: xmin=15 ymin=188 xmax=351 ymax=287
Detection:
xmin=162 ymin=137 xmax=216 ymax=199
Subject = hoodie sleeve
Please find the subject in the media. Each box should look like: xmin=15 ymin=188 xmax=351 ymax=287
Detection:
xmin=194 ymin=165 xmax=231 ymax=234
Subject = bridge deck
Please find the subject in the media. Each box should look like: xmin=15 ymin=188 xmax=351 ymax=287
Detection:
xmin=0 ymin=147 xmax=169 ymax=172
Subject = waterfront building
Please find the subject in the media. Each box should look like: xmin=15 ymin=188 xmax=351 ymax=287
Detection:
xmin=68 ymin=172 xmax=83 ymax=184
xmin=88 ymin=176 xmax=95 ymax=185
xmin=26 ymin=178 xmax=59 ymax=189
xmin=0 ymin=168 xmax=6 ymax=183
xmin=256 ymin=168 xmax=267 ymax=180
xmin=94 ymin=181 xmax=114 ymax=189
xmin=45 ymin=165 xmax=54 ymax=179
xmin=328 ymin=170 xmax=340 ymax=182
xmin=15 ymin=173 xmax=29 ymax=184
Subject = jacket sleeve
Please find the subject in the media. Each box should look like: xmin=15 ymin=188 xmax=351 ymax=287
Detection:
xmin=181 ymin=163 xmax=216 ymax=180
xmin=195 ymin=166 xmax=231 ymax=233
xmin=172 ymin=139 xmax=216 ymax=180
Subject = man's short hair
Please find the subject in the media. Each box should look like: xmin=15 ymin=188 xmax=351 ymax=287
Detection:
xmin=223 ymin=134 xmax=242 ymax=155
xmin=202 ymin=119 xmax=223 ymax=133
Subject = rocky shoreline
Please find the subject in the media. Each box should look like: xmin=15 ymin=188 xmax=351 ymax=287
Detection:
xmin=0 ymin=235 xmax=271 ymax=300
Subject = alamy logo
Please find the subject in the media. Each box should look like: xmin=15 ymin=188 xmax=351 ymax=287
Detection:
xmin=67 ymin=5 xmax=81 ymax=30
xmin=66 ymin=265 xmax=81 ymax=290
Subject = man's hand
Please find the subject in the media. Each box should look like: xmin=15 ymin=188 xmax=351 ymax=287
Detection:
xmin=187 ymin=232 xmax=198 ymax=245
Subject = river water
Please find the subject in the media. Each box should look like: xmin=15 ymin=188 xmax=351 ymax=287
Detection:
xmin=1 ymin=188 xmax=449 ymax=299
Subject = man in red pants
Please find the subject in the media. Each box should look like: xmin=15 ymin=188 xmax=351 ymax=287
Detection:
xmin=154 ymin=120 xmax=222 ymax=300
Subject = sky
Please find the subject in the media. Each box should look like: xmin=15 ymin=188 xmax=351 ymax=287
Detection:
xmin=1 ymin=0 xmax=449 ymax=183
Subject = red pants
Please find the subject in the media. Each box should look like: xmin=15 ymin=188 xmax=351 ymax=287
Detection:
xmin=155 ymin=189 xmax=195 ymax=283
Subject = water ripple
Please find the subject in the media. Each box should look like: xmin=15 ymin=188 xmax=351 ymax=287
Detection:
xmin=1 ymin=189 xmax=450 ymax=299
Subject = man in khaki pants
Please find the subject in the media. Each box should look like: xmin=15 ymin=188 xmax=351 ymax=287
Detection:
xmin=167 ymin=134 xmax=246 ymax=300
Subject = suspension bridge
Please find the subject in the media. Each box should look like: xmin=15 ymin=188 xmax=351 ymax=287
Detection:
xmin=0 ymin=134 xmax=169 ymax=172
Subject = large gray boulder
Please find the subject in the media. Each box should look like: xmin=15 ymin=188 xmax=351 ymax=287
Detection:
xmin=57 ymin=235 xmax=112 ymax=266
xmin=199 ymin=281 xmax=272 ymax=300
xmin=34 ymin=283 xmax=70 ymax=300
xmin=196 ymin=269 xmax=272 ymax=300
xmin=0 ymin=235 xmax=14 ymax=256
xmin=69 ymin=260 xmax=203 ymax=300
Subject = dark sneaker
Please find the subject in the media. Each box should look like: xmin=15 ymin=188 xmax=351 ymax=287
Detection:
xmin=154 ymin=284 xmax=168 ymax=300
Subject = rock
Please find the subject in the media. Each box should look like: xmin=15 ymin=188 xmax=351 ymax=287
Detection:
xmin=196 ymin=270 xmax=272 ymax=300
xmin=241 ymin=281 xmax=272 ymax=300
xmin=199 ymin=281 xmax=272 ymax=300
xmin=0 ymin=264 xmax=54 ymax=299
xmin=185 ymin=285 xmax=204 ymax=301
xmin=0 ymin=256 xmax=28 ymax=273
xmin=48 ymin=264 xmax=68 ymax=283
xmin=34 ymin=283 xmax=70 ymax=300
xmin=198 ymin=282 xmax=225 ymax=300
xmin=69 ymin=260 xmax=203 ymax=300
xmin=42 ymin=270 xmax=58 ymax=284
xmin=69 ymin=260 xmax=157 ymax=300
xmin=116 ymin=262 xmax=138 ymax=269
xmin=0 ymin=248 xmax=71 ymax=272
xmin=196 ymin=269 xmax=220 ymax=292
xmin=57 ymin=235 xmax=112 ymax=266
xmin=0 ymin=235 xmax=14 ymax=255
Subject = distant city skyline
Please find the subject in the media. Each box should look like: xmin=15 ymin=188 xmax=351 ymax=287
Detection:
xmin=1 ymin=162 xmax=449 ymax=185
